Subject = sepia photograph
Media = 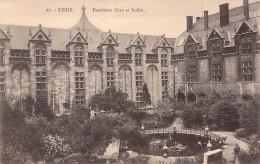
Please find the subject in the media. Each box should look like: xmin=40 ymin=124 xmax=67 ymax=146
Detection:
xmin=0 ymin=0 xmax=259 ymax=163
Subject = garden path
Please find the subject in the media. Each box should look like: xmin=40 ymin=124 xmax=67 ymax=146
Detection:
xmin=169 ymin=117 xmax=184 ymax=129
xmin=212 ymin=131 xmax=249 ymax=163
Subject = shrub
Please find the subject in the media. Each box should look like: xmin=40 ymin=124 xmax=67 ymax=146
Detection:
xmin=43 ymin=134 xmax=71 ymax=159
xmin=34 ymin=100 xmax=55 ymax=121
xmin=1 ymin=101 xmax=46 ymax=162
xmin=234 ymin=144 xmax=259 ymax=164
xmin=209 ymin=100 xmax=240 ymax=131
xmin=1 ymin=144 xmax=34 ymax=164
xmin=182 ymin=108 xmax=205 ymax=128
xmin=238 ymin=100 xmax=259 ymax=137
xmin=235 ymin=128 xmax=248 ymax=138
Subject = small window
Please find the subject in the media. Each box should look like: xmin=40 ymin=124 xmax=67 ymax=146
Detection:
xmin=77 ymin=37 xmax=81 ymax=42
xmin=38 ymin=35 xmax=42 ymax=40
xmin=163 ymin=43 xmax=166 ymax=47
xmin=109 ymin=39 xmax=112 ymax=44
xmin=137 ymin=41 xmax=140 ymax=45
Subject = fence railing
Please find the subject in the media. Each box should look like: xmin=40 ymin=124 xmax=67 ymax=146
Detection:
xmin=143 ymin=127 xmax=226 ymax=142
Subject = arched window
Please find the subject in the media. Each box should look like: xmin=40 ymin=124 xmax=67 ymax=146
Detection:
xmin=187 ymin=92 xmax=196 ymax=102
xmin=135 ymin=48 xmax=142 ymax=66
xmin=106 ymin=47 xmax=114 ymax=66
xmin=35 ymin=43 xmax=46 ymax=64
xmin=161 ymin=49 xmax=168 ymax=67
xmin=176 ymin=90 xmax=185 ymax=102
xmin=75 ymin=44 xmax=84 ymax=65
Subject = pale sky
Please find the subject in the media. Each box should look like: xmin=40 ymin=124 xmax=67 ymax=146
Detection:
xmin=0 ymin=0 xmax=259 ymax=37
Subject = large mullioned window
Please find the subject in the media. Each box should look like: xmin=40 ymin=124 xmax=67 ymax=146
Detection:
xmin=212 ymin=64 xmax=221 ymax=82
xmin=106 ymin=47 xmax=114 ymax=66
xmin=107 ymin=72 xmax=114 ymax=88
xmin=189 ymin=66 xmax=196 ymax=82
xmin=136 ymin=72 xmax=143 ymax=107
xmin=161 ymin=49 xmax=168 ymax=67
xmin=75 ymin=72 xmax=85 ymax=106
xmin=75 ymin=44 xmax=84 ymax=66
xmin=135 ymin=48 xmax=142 ymax=66
xmin=162 ymin=72 xmax=168 ymax=100
xmin=75 ymin=72 xmax=84 ymax=89
xmin=36 ymin=71 xmax=47 ymax=102
xmin=35 ymin=43 xmax=46 ymax=65
xmin=242 ymin=61 xmax=253 ymax=81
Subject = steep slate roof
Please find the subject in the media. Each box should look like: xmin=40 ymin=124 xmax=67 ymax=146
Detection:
xmin=70 ymin=5 xmax=101 ymax=32
xmin=175 ymin=1 xmax=260 ymax=54
xmin=0 ymin=6 xmax=175 ymax=54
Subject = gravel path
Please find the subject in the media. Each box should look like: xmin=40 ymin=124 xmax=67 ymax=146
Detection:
xmin=212 ymin=131 xmax=249 ymax=163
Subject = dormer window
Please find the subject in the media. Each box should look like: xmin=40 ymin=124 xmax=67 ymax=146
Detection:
xmin=77 ymin=37 xmax=81 ymax=42
xmin=163 ymin=43 xmax=166 ymax=47
xmin=137 ymin=41 xmax=140 ymax=46
xmin=38 ymin=35 xmax=42 ymax=40
xmin=109 ymin=39 xmax=112 ymax=44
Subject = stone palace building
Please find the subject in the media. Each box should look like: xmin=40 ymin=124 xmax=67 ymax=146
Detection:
xmin=0 ymin=0 xmax=259 ymax=115
xmin=173 ymin=0 xmax=260 ymax=102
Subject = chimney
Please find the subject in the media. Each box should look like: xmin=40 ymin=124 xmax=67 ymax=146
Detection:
xmin=186 ymin=16 xmax=193 ymax=32
xmin=219 ymin=3 xmax=229 ymax=27
xmin=243 ymin=0 xmax=249 ymax=20
xmin=196 ymin=17 xmax=200 ymax=21
xmin=204 ymin=11 xmax=209 ymax=30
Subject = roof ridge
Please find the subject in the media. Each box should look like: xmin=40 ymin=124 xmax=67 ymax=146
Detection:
xmin=0 ymin=24 xmax=69 ymax=31
xmin=197 ymin=1 xmax=259 ymax=21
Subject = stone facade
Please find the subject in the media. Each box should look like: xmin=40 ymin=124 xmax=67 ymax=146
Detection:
xmin=0 ymin=1 xmax=259 ymax=114
xmin=0 ymin=6 xmax=174 ymax=114
xmin=173 ymin=0 xmax=260 ymax=102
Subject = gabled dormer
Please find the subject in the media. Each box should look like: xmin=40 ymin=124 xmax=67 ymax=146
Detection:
xmin=131 ymin=34 xmax=146 ymax=47
xmin=98 ymin=31 xmax=119 ymax=47
xmin=66 ymin=31 xmax=88 ymax=49
xmin=29 ymin=26 xmax=51 ymax=43
xmin=184 ymin=34 xmax=197 ymax=45
xmin=208 ymin=28 xmax=223 ymax=40
xmin=69 ymin=31 xmax=88 ymax=44
xmin=236 ymin=21 xmax=255 ymax=35
xmin=158 ymin=37 xmax=172 ymax=48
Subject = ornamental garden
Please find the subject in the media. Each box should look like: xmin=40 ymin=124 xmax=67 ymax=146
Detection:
xmin=1 ymin=86 xmax=259 ymax=164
